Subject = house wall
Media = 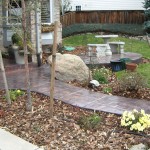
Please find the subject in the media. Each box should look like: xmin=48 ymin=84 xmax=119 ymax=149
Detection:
xmin=0 ymin=2 xmax=6 ymax=52
xmin=70 ymin=0 xmax=145 ymax=11
xmin=41 ymin=0 xmax=62 ymax=45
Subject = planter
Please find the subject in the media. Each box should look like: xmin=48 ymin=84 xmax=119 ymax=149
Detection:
xmin=110 ymin=60 xmax=126 ymax=72
xmin=14 ymin=48 xmax=25 ymax=65
xmin=126 ymin=63 xmax=137 ymax=72
xmin=41 ymin=24 xmax=55 ymax=33
xmin=12 ymin=45 xmax=31 ymax=65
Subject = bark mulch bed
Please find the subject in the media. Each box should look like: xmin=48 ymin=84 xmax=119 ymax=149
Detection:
xmin=0 ymin=91 xmax=150 ymax=150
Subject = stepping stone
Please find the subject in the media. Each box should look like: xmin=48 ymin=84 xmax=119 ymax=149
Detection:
xmin=0 ymin=129 xmax=43 ymax=150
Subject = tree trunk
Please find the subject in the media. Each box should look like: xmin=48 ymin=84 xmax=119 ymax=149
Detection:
xmin=21 ymin=0 xmax=32 ymax=111
xmin=0 ymin=50 xmax=11 ymax=105
xmin=50 ymin=21 xmax=59 ymax=118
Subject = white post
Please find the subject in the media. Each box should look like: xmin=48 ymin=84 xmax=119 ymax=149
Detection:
xmin=35 ymin=2 xmax=42 ymax=66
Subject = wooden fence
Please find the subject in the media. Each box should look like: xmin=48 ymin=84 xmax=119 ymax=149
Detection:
xmin=61 ymin=11 xmax=145 ymax=27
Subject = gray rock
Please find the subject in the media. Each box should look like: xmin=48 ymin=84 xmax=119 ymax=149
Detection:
xmin=48 ymin=53 xmax=90 ymax=82
xmin=129 ymin=143 xmax=147 ymax=150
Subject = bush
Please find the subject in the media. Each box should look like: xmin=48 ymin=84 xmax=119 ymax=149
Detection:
xmin=11 ymin=33 xmax=23 ymax=47
xmin=119 ymin=72 xmax=147 ymax=91
xmin=77 ymin=113 xmax=101 ymax=130
xmin=143 ymin=0 xmax=150 ymax=33
xmin=103 ymin=87 xmax=112 ymax=94
xmin=121 ymin=109 xmax=150 ymax=132
xmin=92 ymin=67 xmax=111 ymax=84
xmin=4 ymin=90 xmax=25 ymax=101
xmin=62 ymin=24 xmax=145 ymax=38
xmin=144 ymin=21 xmax=150 ymax=33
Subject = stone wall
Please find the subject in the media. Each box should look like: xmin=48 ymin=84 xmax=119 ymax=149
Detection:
xmin=0 ymin=2 xmax=6 ymax=52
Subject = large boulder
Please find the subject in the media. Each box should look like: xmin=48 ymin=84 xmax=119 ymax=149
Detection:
xmin=48 ymin=53 xmax=90 ymax=82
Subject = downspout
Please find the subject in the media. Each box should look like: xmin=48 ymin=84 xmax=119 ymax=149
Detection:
xmin=50 ymin=0 xmax=53 ymax=23
xmin=35 ymin=3 xmax=41 ymax=67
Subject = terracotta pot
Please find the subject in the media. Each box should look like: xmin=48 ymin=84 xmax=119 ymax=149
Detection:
xmin=126 ymin=63 xmax=137 ymax=71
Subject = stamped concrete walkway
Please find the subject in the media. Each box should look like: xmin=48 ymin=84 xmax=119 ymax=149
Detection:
xmin=0 ymin=64 xmax=150 ymax=115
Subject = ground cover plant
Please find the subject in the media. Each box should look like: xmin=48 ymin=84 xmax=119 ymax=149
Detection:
xmin=116 ymin=63 xmax=150 ymax=88
xmin=0 ymin=90 xmax=150 ymax=149
xmin=4 ymin=90 xmax=25 ymax=101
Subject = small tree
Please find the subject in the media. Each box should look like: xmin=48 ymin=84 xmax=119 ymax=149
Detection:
xmin=2 ymin=0 xmax=41 ymax=111
xmin=60 ymin=0 xmax=72 ymax=15
xmin=144 ymin=0 xmax=150 ymax=33
xmin=0 ymin=50 xmax=11 ymax=105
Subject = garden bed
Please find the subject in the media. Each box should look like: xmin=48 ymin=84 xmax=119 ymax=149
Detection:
xmin=0 ymin=91 xmax=149 ymax=149
xmin=58 ymin=44 xmax=150 ymax=101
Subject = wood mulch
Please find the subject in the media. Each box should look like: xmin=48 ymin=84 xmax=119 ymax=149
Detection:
xmin=0 ymin=91 xmax=150 ymax=149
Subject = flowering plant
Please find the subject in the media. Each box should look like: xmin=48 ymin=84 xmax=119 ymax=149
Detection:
xmin=121 ymin=109 xmax=150 ymax=132
xmin=9 ymin=90 xmax=25 ymax=101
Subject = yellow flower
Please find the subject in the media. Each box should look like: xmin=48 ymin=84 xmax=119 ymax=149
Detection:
xmin=17 ymin=90 xmax=21 ymax=93
xmin=121 ymin=109 xmax=150 ymax=132
xmin=141 ymin=109 xmax=145 ymax=115
xmin=123 ymin=111 xmax=128 ymax=116
xmin=133 ymin=109 xmax=138 ymax=113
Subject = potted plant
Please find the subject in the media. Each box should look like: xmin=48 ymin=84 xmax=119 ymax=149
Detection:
xmin=11 ymin=33 xmax=33 ymax=64
xmin=126 ymin=63 xmax=138 ymax=72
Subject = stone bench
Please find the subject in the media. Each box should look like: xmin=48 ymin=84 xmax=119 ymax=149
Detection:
xmin=108 ymin=42 xmax=125 ymax=54
xmin=87 ymin=44 xmax=112 ymax=58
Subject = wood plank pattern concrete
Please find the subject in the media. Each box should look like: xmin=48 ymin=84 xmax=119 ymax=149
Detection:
xmin=0 ymin=64 xmax=149 ymax=115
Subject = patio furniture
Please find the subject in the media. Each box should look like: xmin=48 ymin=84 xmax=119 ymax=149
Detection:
xmin=108 ymin=42 xmax=125 ymax=54
xmin=87 ymin=44 xmax=112 ymax=58
xmin=95 ymin=35 xmax=118 ymax=44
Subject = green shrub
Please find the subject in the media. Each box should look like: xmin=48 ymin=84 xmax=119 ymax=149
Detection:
xmin=4 ymin=90 xmax=25 ymax=101
xmin=11 ymin=33 xmax=23 ymax=48
xmin=119 ymin=72 xmax=147 ymax=91
xmin=62 ymin=24 xmax=145 ymax=38
xmin=77 ymin=113 xmax=101 ymax=130
xmin=92 ymin=67 xmax=111 ymax=84
xmin=103 ymin=87 xmax=112 ymax=94
xmin=143 ymin=0 xmax=150 ymax=33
